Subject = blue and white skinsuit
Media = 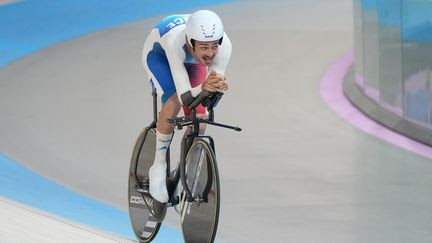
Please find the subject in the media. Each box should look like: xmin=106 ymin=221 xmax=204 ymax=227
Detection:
xmin=142 ymin=14 xmax=232 ymax=108
xmin=141 ymin=13 xmax=232 ymax=203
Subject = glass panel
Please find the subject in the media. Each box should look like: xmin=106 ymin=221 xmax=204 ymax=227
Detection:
xmin=402 ymin=0 xmax=432 ymax=126
xmin=351 ymin=0 xmax=432 ymax=140
xmin=362 ymin=0 xmax=380 ymax=100
xmin=354 ymin=0 xmax=364 ymax=87
xmin=377 ymin=0 xmax=403 ymax=115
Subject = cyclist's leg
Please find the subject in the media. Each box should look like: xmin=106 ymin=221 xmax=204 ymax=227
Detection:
xmin=150 ymin=95 xmax=181 ymax=202
xmin=143 ymin=43 xmax=179 ymax=203
xmin=157 ymin=94 xmax=181 ymax=134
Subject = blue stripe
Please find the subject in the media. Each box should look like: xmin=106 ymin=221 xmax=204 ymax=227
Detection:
xmin=0 ymin=0 xmax=234 ymax=67
xmin=0 ymin=154 xmax=183 ymax=242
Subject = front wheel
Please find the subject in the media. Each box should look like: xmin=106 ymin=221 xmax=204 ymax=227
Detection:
xmin=180 ymin=139 xmax=220 ymax=243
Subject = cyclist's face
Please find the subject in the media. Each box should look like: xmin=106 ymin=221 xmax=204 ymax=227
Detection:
xmin=193 ymin=40 xmax=219 ymax=65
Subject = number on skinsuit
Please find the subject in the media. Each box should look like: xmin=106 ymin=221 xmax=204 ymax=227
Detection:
xmin=155 ymin=15 xmax=189 ymax=37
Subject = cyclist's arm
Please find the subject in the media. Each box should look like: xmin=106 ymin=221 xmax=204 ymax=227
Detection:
xmin=210 ymin=33 xmax=232 ymax=75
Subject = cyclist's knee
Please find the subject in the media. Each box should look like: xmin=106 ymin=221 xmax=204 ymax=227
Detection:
xmin=167 ymin=92 xmax=181 ymax=104
xmin=162 ymin=93 xmax=182 ymax=115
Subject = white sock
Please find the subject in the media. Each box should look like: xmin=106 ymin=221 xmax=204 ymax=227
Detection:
xmin=149 ymin=130 xmax=173 ymax=203
xmin=154 ymin=130 xmax=173 ymax=166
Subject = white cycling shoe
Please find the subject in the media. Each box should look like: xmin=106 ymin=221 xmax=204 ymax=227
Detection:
xmin=149 ymin=163 xmax=169 ymax=203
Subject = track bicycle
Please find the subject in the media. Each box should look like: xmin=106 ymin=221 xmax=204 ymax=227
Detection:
xmin=128 ymin=90 xmax=241 ymax=243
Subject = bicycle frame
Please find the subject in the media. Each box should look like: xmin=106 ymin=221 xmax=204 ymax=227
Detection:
xmin=137 ymin=90 xmax=240 ymax=206
xmin=129 ymin=90 xmax=241 ymax=243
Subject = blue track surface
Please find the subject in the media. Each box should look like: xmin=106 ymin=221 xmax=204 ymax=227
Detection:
xmin=0 ymin=0 xmax=233 ymax=67
xmin=0 ymin=0 xmax=233 ymax=241
xmin=0 ymin=154 xmax=182 ymax=242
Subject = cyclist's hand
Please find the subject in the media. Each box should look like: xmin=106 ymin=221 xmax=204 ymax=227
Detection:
xmin=202 ymin=70 xmax=229 ymax=93
xmin=215 ymin=72 xmax=229 ymax=92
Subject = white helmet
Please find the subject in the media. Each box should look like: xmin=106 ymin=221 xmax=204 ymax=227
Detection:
xmin=185 ymin=10 xmax=224 ymax=47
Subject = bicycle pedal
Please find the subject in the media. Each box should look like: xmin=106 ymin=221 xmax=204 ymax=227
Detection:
xmin=167 ymin=196 xmax=179 ymax=207
xmin=166 ymin=202 xmax=174 ymax=207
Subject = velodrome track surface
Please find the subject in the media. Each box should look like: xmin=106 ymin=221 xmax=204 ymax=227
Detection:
xmin=2 ymin=0 xmax=432 ymax=242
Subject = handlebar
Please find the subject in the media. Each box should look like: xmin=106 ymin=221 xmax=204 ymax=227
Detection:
xmin=168 ymin=116 xmax=242 ymax=132
xmin=168 ymin=91 xmax=241 ymax=132
xmin=189 ymin=90 xmax=212 ymax=110
xmin=189 ymin=90 xmax=223 ymax=111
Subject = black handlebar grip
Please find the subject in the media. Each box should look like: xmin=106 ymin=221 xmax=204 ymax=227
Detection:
xmin=189 ymin=90 xmax=212 ymax=110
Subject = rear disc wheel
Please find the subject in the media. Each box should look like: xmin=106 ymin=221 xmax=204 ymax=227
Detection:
xmin=128 ymin=127 xmax=165 ymax=242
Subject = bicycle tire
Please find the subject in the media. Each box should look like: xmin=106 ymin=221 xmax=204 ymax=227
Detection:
xmin=128 ymin=127 xmax=164 ymax=242
xmin=180 ymin=139 xmax=220 ymax=243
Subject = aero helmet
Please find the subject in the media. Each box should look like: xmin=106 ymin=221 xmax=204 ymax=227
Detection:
xmin=185 ymin=10 xmax=224 ymax=47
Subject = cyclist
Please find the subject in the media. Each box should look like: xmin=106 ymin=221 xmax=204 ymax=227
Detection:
xmin=141 ymin=10 xmax=232 ymax=203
